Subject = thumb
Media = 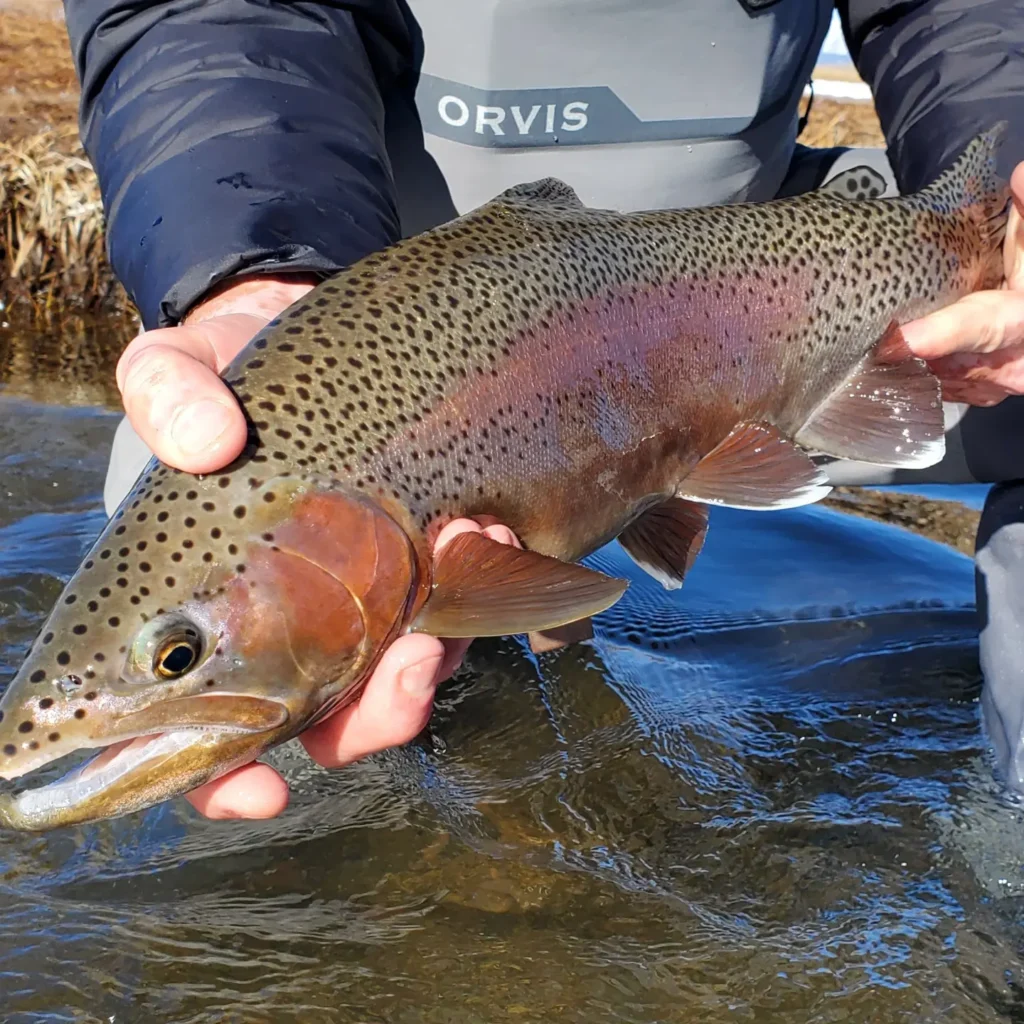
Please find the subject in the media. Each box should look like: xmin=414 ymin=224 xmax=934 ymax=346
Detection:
xmin=902 ymin=289 xmax=1024 ymax=360
xmin=1005 ymin=163 xmax=1024 ymax=292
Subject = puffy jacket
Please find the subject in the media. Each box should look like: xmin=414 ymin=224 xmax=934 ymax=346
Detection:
xmin=62 ymin=0 xmax=1024 ymax=329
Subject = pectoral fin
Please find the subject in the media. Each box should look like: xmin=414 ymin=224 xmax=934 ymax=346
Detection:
xmin=677 ymin=422 xmax=832 ymax=510
xmin=618 ymin=497 xmax=709 ymax=590
xmin=411 ymin=533 xmax=627 ymax=639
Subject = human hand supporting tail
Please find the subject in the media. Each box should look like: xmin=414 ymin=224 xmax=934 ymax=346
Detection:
xmin=903 ymin=163 xmax=1024 ymax=405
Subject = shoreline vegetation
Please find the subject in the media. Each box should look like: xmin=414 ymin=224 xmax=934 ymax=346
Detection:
xmin=0 ymin=6 xmax=887 ymax=324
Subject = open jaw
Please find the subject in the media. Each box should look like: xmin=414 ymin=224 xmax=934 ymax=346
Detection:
xmin=0 ymin=692 xmax=293 ymax=830
xmin=0 ymin=727 xmax=237 ymax=830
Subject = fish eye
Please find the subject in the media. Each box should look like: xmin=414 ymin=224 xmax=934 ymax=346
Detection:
xmin=154 ymin=635 xmax=201 ymax=679
xmin=127 ymin=614 xmax=206 ymax=682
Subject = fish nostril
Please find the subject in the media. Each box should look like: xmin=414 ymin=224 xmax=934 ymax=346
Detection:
xmin=56 ymin=675 xmax=83 ymax=696
xmin=2 ymin=744 xmax=14 ymax=756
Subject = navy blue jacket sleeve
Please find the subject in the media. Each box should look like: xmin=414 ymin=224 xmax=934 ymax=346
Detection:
xmin=839 ymin=0 xmax=1024 ymax=192
xmin=63 ymin=0 xmax=414 ymax=329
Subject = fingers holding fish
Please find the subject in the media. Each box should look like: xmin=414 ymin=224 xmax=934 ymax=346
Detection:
xmin=116 ymin=313 xmax=267 ymax=388
xmin=185 ymin=761 xmax=290 ymax=820
xmin=901 ymin=159 xmax=1024 ymax=406
xmin=298 ymin=633 xmax=447 ymax=770
xmin=1000 ymin=162 xmax=1024 ymax=291
xmin=434 ymin=516 xmax=524 ymax=554
xmin=902 ymin=290 xmax=1024 ymax=404
xmin=117 ymin=327 xmax=253 ymax=473
xmin=115 ymin=270 xmax=320 ymax=476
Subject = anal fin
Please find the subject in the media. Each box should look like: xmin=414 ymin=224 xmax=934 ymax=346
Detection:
xmin=677 ymin=422 xmax=831 ymax=511
xmin=618 ymin=497 xmax=709 ymax=590
xmin=528 ymin=618 xmax=594 ymax=654
xmin=794 ymin=321 xmax=945 ymax=469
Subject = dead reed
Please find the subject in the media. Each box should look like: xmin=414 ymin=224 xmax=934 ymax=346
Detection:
xmin=0 ymin=127 xmax=131 ymax=318
xmin=800 ymin=97 xmax=886 ymax=150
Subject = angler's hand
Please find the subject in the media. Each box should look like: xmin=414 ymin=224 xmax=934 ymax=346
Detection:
xmin=115 ymin=274 xmax=521 ymax=820
xmin=902 ymin=162 xmax=1024 ymax=406
xmin=116 ymin=274 xmax=322 ymax=473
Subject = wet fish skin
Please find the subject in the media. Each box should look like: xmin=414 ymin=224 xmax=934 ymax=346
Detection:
xmin=0 ymin=124 xmax=1010 ymax=830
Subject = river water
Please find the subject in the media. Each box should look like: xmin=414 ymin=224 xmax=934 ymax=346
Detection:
xmin=1 ymin=320 xmax=1024 ymax=1023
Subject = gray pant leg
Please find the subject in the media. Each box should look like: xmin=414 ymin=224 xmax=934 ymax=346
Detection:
xmin=790 ymin=145 xmax=1024 ymax=795
xmin=976 ymin=484 xmax=1024 ymax=793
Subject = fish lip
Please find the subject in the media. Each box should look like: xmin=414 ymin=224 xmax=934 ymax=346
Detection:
xmin=0 ymin=691 xmax=290 ymax=784
xmin=2 ymin=730 xmax=200 ymax=814
xmin=0 ymin=690 xmax=292 ymax=830
xmin=0 ymin=723 xmax=253 ymax=830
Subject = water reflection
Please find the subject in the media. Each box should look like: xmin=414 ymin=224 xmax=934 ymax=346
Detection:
xmin=2 ymin=321 xmax=1024 ymax=1023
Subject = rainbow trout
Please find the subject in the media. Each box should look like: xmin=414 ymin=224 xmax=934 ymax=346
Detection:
xmin=0 ymin=126 xmax=1010 ymax=830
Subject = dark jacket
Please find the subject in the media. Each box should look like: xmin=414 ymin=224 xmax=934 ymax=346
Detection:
xmin=63 ymin=0 xmax=1024 ymax=330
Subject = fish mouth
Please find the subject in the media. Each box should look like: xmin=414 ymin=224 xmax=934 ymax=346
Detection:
xmin=0 ymin=725 xmax=252 ymax=831
xmin=4 ymin=729 xmax=212 ymax=820
xmin=0 ymin=694 xmax=291 ymax=831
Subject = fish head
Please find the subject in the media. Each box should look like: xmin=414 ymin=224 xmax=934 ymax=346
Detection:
xmin=0 ymin=466 xmax=422 ymax=830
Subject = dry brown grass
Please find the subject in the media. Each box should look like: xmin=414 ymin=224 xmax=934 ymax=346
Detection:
xmin=0 ymin=7 xmax=129 ymax=319
xmin=0 ymin=126 xmax=129 ymax=318
xmin=799 ymin=97 xmax=886 ymax=150
xmin=0 ymin=9 xmax=79 ymax=144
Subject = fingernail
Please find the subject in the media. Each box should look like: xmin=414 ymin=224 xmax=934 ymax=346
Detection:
xmin=898 ymin=320 xmax=930 ymax=354
xmin=169 ymin=399 xmax=233 ymax=457
xmin=399 ymin=655 xmax=443 ymax=699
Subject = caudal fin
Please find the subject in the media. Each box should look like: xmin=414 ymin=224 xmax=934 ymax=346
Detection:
xmin=796 ymin=125 xmax=1012 ymax=471
xmin=915 ymin=122 xmax=1011 ymax=252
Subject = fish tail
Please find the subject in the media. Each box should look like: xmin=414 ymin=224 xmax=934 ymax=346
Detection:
xmin=914 ymin=122 xmax=1011 ymax=254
